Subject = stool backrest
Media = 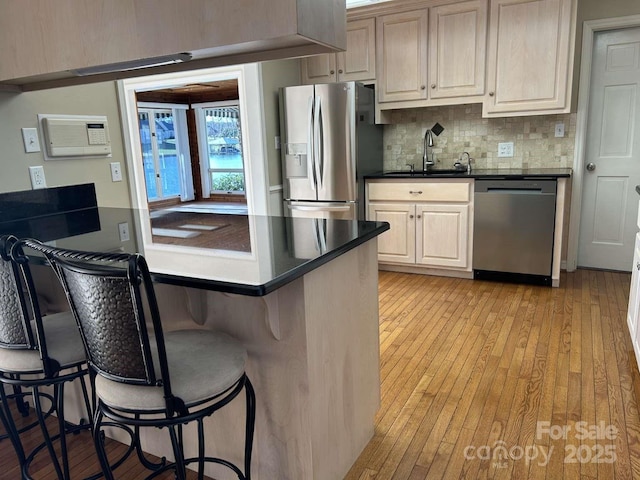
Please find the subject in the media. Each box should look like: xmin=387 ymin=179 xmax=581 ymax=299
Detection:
xmin=59 ymin=257 xmax=155 ymax=384
xmin=0 ymin=235 xmax=62 ymax=377
xmin=20 ymin=240 xmax=177 ymax=405
xmin=0 ymin=235 xmax=34 ymax=349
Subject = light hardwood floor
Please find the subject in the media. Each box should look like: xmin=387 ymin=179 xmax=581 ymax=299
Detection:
xmin=346 ymin=269 xmax=640 ymax=480
xmin=2 ymin=269 xmax=639 ymax=479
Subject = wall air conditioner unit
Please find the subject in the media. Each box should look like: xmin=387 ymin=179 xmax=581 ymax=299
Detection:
xmin=39 ymin=114 xmax=112 ymax=159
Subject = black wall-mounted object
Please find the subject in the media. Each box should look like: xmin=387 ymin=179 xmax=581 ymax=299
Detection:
xmin=431 ymin=122 xmax=444 ymax=136
xmin=0 ymin=183 xmax=100 ymax=242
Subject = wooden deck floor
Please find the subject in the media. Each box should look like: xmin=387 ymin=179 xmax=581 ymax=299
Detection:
xmin=2 ymin=269 xmax=639 ymax=479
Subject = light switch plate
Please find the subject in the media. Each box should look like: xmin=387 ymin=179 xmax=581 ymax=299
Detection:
xmin=498 ymin=142 xmax=514 ymax=158
xmin=118 ymin=222 xmax=130 ymax=242
xmin=110 ymin=162 xmax=122 ymax=182
xmin=22 ymin=128 xmax=41 ymax=153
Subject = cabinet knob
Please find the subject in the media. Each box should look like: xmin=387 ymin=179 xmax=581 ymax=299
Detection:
xmin=417 ymin=215 xmax=421 ymax=219
xmin=330 ymin=70 xmax=335 ymax=74
xmin=420 ymin=85 xmax=426 ymax=90
xmin=489 ymin=91 xmax=495 ymax=97
xmin=409 ymin=190 xmax=423 ymax=194
xmin=338 ymin=69 xmax=343 ymax=74
xmin=431 ymin=84 xmax=436 ymax=89
xmin=409 ymin=215 xmax=414 ymax=219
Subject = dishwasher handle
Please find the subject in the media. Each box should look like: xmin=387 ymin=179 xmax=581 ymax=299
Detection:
xmin=484 ymin=188 xmax=547 ymax=194
xmin=475 ymin=179 xmax=557 ymax=194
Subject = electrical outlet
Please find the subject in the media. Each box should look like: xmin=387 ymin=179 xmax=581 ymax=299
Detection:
xmin=21 ymin=128 xmax=41 ymax=153
xmin=555 ymin=122 xmax=565 ymax=138
xmin=110 ymin=162 xmax=122 ymax=182
xmin=28 ymin=166 xmax=46 ymax=189
xmin=118 ymin=222 xmax=130 ymax=242
xmin=498 ymin=142 xmax=514 ymax=158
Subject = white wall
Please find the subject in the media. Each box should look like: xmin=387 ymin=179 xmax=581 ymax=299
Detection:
xmin=0 ymin=82 xmax=132 ymax=207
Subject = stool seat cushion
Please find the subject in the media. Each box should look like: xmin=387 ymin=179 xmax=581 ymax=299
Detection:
xmin=0 ymin=311 xmax=85 ymax=373
xmin=94 ymin=329 xmax=247 ymax=412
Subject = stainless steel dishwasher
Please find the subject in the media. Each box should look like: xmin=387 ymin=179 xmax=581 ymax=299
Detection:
xmin=473 ymin=179 xmax=557 ymax=285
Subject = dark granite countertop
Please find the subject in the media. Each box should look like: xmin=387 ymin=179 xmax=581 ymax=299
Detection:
xmin=16 ymin=207 xmax=388 ymax=297
xmin=365 ymin=167 xmax=572 ymax=180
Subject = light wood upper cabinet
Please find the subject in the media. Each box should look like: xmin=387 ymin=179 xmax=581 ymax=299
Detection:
xmin=376 ymin=9 xmax=429 ymax=102
xmin=301 ymin=18 xmax=376 ymax=84
xmin=484 ymin=0 xmax=576 ymax=116
xmin=301 ymin=54 xmax=338 ymax=84
xmin=429 ymin=0 xmax=487 ymax=99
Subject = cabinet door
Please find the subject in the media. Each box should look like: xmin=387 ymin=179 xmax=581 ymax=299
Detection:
xmin=337 ymin=18 xmax=376 ymax=82
xmin=416 ymin=204 xmax=469 ymax=268
xmin=628 ymin=232 xmax=640 ymax=369
xmin=484 ymin=0 xmax=574 ymax=115
xmin=368 ymin=203 xmax=416 ymax=264
xmin=376 ymin=9 xmax=428 ymax=102
xmin=429 ymin=0 xmax=487 ymax=99
xmin=301 ymin=54 xmax=337 ymax=85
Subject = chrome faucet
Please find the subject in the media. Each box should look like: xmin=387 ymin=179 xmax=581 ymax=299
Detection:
xmin=454 ymin=151 xmax=473 ymax=173
xmin=423 ymin=129 xmax=435 ymax=171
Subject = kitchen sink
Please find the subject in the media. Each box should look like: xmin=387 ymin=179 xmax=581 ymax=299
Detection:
xmin=383 ymin=169 xmax=470 ymax=176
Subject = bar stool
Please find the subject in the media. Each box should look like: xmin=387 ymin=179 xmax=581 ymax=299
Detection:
xmin=24 ymin=239 xmax=256 ymax=480
xmin=0 ymin=235 xmax=92 ymax=479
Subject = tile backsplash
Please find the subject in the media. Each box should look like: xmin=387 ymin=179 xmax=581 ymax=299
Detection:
xmin=383 ymin=103 xmax=576 ymax=171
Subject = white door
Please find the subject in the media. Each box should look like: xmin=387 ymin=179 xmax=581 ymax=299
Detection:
xmin=578 ymin=28 xmax=640 ymax=271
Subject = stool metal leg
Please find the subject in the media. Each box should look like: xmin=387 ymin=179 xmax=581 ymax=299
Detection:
xmin=0 ymin=386 xmax=26 ymax=465
xmin=55 ymin=383 xmax=71 ymax=479
xmin=245 ymin=377 xmax=256 ymax=480
xmin=32 ymin=385 xmax=65 ymax=480
xmin=93 ymin=407 xmax=115 ymax=480
xmin=197 ymin=418 xmax=205 ymax=480
xmin=168 ymin=424 xmax=188 ymax=480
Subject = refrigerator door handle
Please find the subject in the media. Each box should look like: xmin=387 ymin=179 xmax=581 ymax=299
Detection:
xmin=313 ymin=96 xmax=323 ymax=190
xmin=318 ymin=218 xmax=327 ymax=253
xmin=313 ymin=218 xmax=322 ymax=253
xmin=287 ymin=204 xmax=351 ymax=212
xmin=307 ymin=96 xmax=316 ymax=191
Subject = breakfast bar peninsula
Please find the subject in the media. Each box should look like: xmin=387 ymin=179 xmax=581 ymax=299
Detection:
xmin=20 ymin=203 xmax=388 ymax=480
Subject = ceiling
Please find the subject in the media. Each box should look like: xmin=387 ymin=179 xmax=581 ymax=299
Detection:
xmin=136 ymin=79 xmax=239 ymax=104
xmin=144 ymin=79 xmax=238 ymax=96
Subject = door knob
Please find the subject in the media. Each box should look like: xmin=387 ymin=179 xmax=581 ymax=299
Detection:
xmin=586 ymin=162 xmax=596 ymax=172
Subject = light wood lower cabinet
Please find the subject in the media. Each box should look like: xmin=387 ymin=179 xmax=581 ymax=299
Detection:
xmin=416 ymin=203 xmax=469 ymax=268
xmin=627 ymin=232 xmax=640 ymax=372
xmin=367 ymin=180 xmax=473 ymax=272
xmin=368 ymin=203 xmax=416 ymax=264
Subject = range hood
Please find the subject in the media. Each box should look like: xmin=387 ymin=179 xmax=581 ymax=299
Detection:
xmin=0 ymin=0 xmax=346 ymax=92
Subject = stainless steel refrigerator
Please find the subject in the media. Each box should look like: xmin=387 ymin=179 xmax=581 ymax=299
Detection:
xmin=279 ymin=82 xmax=382 ymax=220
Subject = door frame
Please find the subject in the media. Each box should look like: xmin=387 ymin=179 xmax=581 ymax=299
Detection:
xmin=117 ymin=64 xmax=269 ymax=216
xmin=568 ymin=14 xmax=640 ymax=271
